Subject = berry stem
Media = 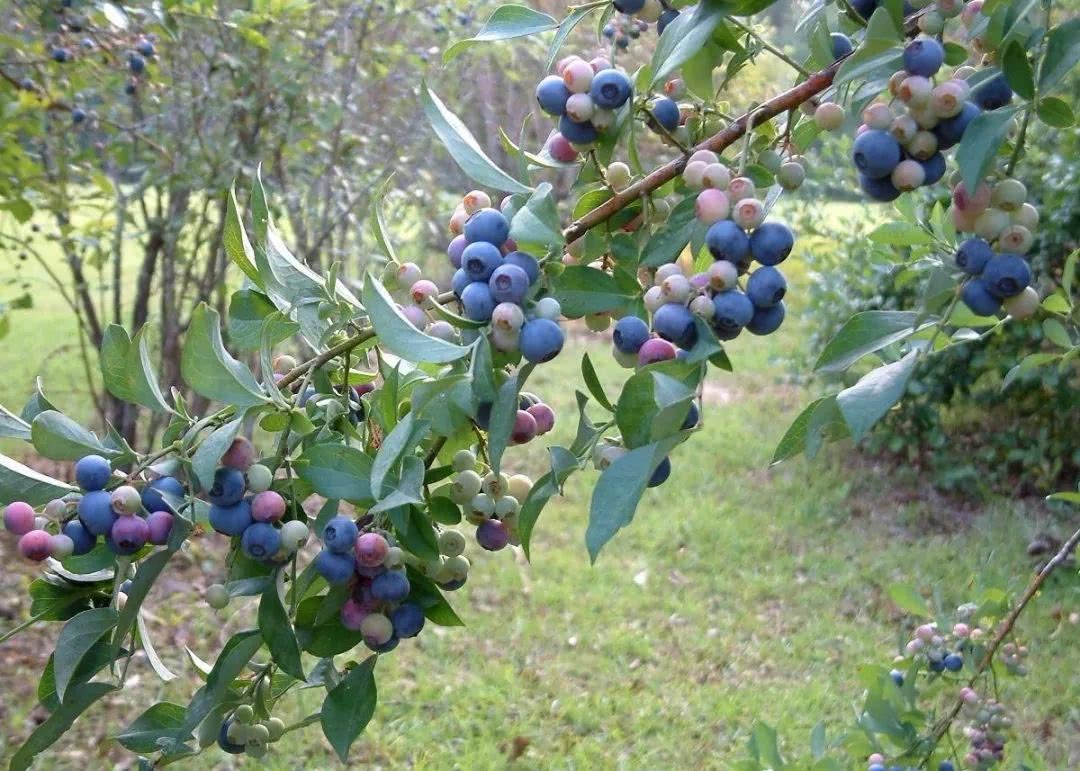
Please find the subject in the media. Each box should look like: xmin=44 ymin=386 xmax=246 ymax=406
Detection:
xmin=277 ymin=326 xmax=376 ymax=389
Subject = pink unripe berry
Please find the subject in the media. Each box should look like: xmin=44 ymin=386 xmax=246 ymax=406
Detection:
xmin=682 ymin=160 xmax=707 ymax=189
xmin=400 ymin=304 xmax=427 ymax=329
xmin=932 ymin=81 xmax=968 ymax=118
xmin=962 ymin=0 xmax=983 ymax=27
xmin=655 ymin=262 xmax=683 ymax=285
xmin=960 ymin=686 xmax=980 ymax=704
xmin=660 ymin=274 xmax=692 ymax=304
xmin=702 ymin=163 xmax=731 ymax=190
xmin=906 ymin=639 xmax=925 ymax=655
xmin=462 ymin=190 xmax=491 ymax=214
xmin=868 ymin=755 xmax=885 ymax=765
xmin=952 ymin=206 xmax=978 ymax=233
xmin=899 ymin=75 xmax=933 ymax=105
xmin=890 ymin=115 xmax=918 ymax=144
xmin=111 ymin=485 xmax=143 ymax=516
xmin=892 ymin=159 xmax=926 ymax=192
xmin=355 ymin=532 xmax=389 ymax=567
xmin=637 ymin=338 xmax=677 ymax=366
xmin=49 ymin=533 xmax=75 ymax=559
xmin=500 ymin=238 xmax=518 ymax=255
xmin=19 ymin=529 xmax=53 ymax=561
xmin=410 ymin=279 xmax=439 ymax=306
xmin=562 ymin=60 xmax=594 ymax=93
xmin=694 ymin=189 xmax=730 ymax=225
xmin=916 ymin=623 xmax=935 ymax=641
xmin=146 ymin=510 xmax=174 ymax=544
xmin=952 ymin=181 xmax=992 ymax=213
xmin=221 ymin=436 xmax=257 ymax=471
xmin=341 ymin=596 xmax=377 ymax=630
xmin=396 ymin=262 xmax=422 ymax=289
xmin=727 ymin=177 xmax=755 ymax=201
xmin=689 ymin=294 xmax=714 ymax=318
xmin=733 ymin=198 xmax=765 ymax=229
xmin=814 ymin=102 xmax=845 ymax=131
xmin=688 ymin=149 xmax=719 ymax=165
xmin=708 ymin=260 xmax=739 ymax=291
xmin=664 ymin=78 xmax=686 ymax=98
xmin=492 ymin=302 xmax=525 ymax=332
xmin=547 ymin=132 xmax=578 ymax=163
xmin=953 ymin=622 xmax=971 ymax=637
xmin=490 ymin=326 xmax=519 ymax=353
xmin=448 ymin=205 xmax=468 ymax=235
xmin=510 ymin=410 xmax=538 ymax=445
xmin=643 ymin=286 xmax=664 ymax=312
xmin=272 ymin=354 xmax=297 ymax=374
xmin=526 ymin=403 xmax=556 ymax=435
xmin=426 ymin=321 xmax=456 ymax=341
xmin=4 ymin=501 xmax=36 ymax=535
xmin=251 ymin=491 xmax=286 ymax=523
xmin=862 ymin=102 xmax=893 ymax=129
xmin=997 ymin=224 xmax=1033 ymax=253
xmin=565 ymin=92 xmax=595 ymax=122
xmin=589 ymin=56 xmax=612 ymax=73
xmin=555 ymin=55 xmax=582 ymax=76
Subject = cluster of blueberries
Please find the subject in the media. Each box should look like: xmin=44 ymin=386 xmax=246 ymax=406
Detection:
xmin=443 ymin=450 xmax=535 ymax=549
xmin=602 ymin=14 xmax=649 ymax=50
xmin=954 ymin=236 xmax=1034 ymax=318
xmin=867 ymin=757 xmax=955 ymax=771
xmin=592 ymin=436 xmax=681 ymax=488
xmin=45 ymin=28 xmax=156 ymax=100
xmin=3 ymin=453 xmax=176 ymax=563
xmin=446 ymin=192 xmax=566 ymax=364
xmin=536 ymin=54 xmax=633 ymax=161
xmin=215 ymin=704 xmax=286 ymax=758
xmin=957 ymin=690 xmax=1011 ymax=768
xmin=900 ymin=620 xmax=974 ymax=676
xmin=611 ymin=0 xmax=681 ymax=36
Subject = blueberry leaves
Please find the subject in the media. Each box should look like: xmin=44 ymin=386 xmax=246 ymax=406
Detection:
xmin=321 ymin=656 xmax=378 ymax=762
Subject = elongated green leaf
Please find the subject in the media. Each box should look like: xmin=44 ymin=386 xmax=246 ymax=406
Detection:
xmin=956 ymin=107 xmax=1017 ymax=198
xmin=190 ymin=417 xmax=243 ymax=492
xmin=488 ymin=366 xmax=532 ymax=474
xmin=651 ymin=0 xmax=728 ymax=87
xmin=1001 ymin=41 xmax=1034 ymax=99
xmin=445 ymin=5 xmax=558 ymax=62
xmin=814 ymin=311 xmax=930 ymax=373
xmin=321 ymin=657 xmax=378 ymax=762
xmin=259 ymin=576 xmax=305 ymax=681
xmin=361 ymin=276 xmax=470 ymax=364
xmin=38 ymin=641 xmax=121 ymax=711
xmin=641 ymin=196 xmax=697 ymax=267
xmin=887 ymin=583 xmax=930 ymax=617
xmin=10 ymin=682 xmax=117 ymax=771
xmin=421 ymin=84 xmax=532 ymax=194
xmin=1039 ymin=17 xmax=1080 ymax=90
xmin=29 ymin=578 xmax=95 ymax=621
xmin=181 ymin=304 xmax=267 ymax=407
xmin=30 ymin=411 xmax=120 ymax=462
xmin=519 ymin=446 xmax=579 ymax=559
xmin=867 ymin=222 xmax=935 ymax=246
xmin=0 ymin=401 xmax=31 ymax=441
xmin=580 ymin=353 xmax=614 ymax=412
xmin=550 ymin=266 xmax=639 ymax=317
xmin=836 ymin=351 xmax=918 ymax=440
xmin=369 ymin=175 xmax=400 ymax=265
xmin=115 ymin=702 xmax=188 ymax=754
xmin=223 ymin=187 xmax=261 ymax=286
xmin=545 ymin=5 xmax=597 ymax=70
xmin=295 ymin=444 xmax=375 ymax=505
xmin=99 ymin=325 xmax=171 ymax=412
xmin=509 ymin=182 xmax=564 ymax=250
xmin=0 ymin=453 xmax=75 ymax=507
xmin=54 ymin=607 xmax=118 ymax=703
xmin=371 ymin=413 xmax=430 ymax=500
xmin=404 ymin=567 xmax=465 ymax=626
xmin=1036 ymin=96 xmax=1075 ymax=128
xmin=367 ymin=455 xmax=425 ymax=514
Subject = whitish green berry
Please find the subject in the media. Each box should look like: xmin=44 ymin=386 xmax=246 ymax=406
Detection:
xmin=206 ymin=584 xmax=230 ymax=610
xmin=280 ymin=520 xmax=310 ymax=552
xmin=451 ymin=450 xmax=476 ymax=472
xmin=438 ymin=529 xmax=467 ymax=557
xmin=494 ymin=496 xmax=520 ymax=518
xmin=451 ymin=470 xmax=483 ymax=503
xmin=234 ymin=705 xmax=254 ymax=724
xmin=266 ymin=717 xmax=286 ymax=742
xmin=507 ymin=474 xmax=533 ymax=502
xmin=246 ymin=464 xmax=274 ymax=493
xmin=482 ymin=472 xmax=510 ymax=499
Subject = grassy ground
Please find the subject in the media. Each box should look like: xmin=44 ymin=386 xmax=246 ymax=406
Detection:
xmin=0 ymin=214 xmax=1077 ymax=769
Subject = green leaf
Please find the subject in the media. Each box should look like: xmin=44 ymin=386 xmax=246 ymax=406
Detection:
xmin=748 ymin=721 xmax=785 ymax=769
xmin=1042 ymin=319 xmax=1072 ymax=348
xmin=814 ymin=311 xmax=929 ymax=373
xmin=30 ymin=410 xmax=120 ymax=462
xmin=369 ymin=176 xmax=400 ymax=265
xmin=1039 ymin=17 xmax=1080 ymax=91
xmin=223 ymin=187 xmax=261 ymax=286
xmin=867 ymin=222 xmax=935 ymax=246
xmin=54 ymin=607 xmax=118 ymax=703
xmin=38 ymin=641 xmax=120 ymax=711
xmin=367 ymin=455 xmax=425 ymax=514
xmin=115 ymin=702 xmax=188 ymax=754
xmin=550 ymin=265 xmax=638 ymax=317
xmin=110 ymin=542 xmax=188 ymax=678
xmin=294 ymin=595 xmax=362 ymax=656
xmin=509 ymin=182 xmax=564 ymax=251
xmin=545 ymin=5 xmax=597 ymax=71
xmin=259 ymin=575 xmax=305 ymax=681
xmin=1036 ymin=96 xmax=1075 ymax=127
xmin=29 ymin=578 xmax=95 ymax=621
xmin=836 ymin=351 xmax=918 ymax=440
xmin=295 ymin=444 xmax=375 ymax=506
xmin=956 ymin=107 xmax=1017 ymax=197
xmin=519 ymin=446 xmax=579 ymax=559
xmin=641 ymin=196 xmax=697 ymax=267
xmin=361 ymin=276 xmax=470 ymax=364
xmin=887 ymin=583 xmax=930 ymax=617
xmin=10 ymin=682 xmax=116 ymax=771
xmin=421 ymin=83 xmax=532 ymax=194
xmin=404 ymin=567 xmax=465 ymax=626
xmin=0 ymin=454 xmax=74 ymax=508
xmin=444 ymin=5 xmax=557 ymax=62
xmin=581 ymin=353 xmax=614 ymax=412
xmin=190 ymin=417 xmax=243 ymax=492
xmin=1047 ymin=491 xmax=1080 ymax=505
xmin=181 ymin=304 xmax=267 ymax=407
xmin=99 ymin=325 xmax=171 ymax=412
xmin=371 ymin=412 xmax=430 ymax=500
xmin=390 ymin=505 xmax=441 ymax=562
xmin=20 ymin=379 xmax=57 ymax=424
xmin=1001 ymin=41 xmax=1035 ymax=99
xmin=488 ymin=366 xmax=532 ymax=474
xmin=228 ymin=290 xmax=299 ymax=352
xmin=321 ymin=657 xmax=378 ymax=762
xmin=650 ymin=0 xmax=728 ymax=87
xmin=771 ymin=395 xmax=849 ymax=465
xmin=0 ymin=401 xmax=31 ymax=441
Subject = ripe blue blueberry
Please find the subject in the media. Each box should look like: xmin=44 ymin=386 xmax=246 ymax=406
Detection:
xmin=208 ymin=467 xmax=246 ymax=506
xmin=681 ymin=402 xmax=699 ymax=431
xmin=208 ymin=500 xmax=253 ymax=536
xmin=903 ymin=38 xmax=944 ymax=77
xmin=75 ymin=454 xmax=112 ymax=491
xmin=933 ymin=102 xmax=980 ymax=149
xmin=124 ymin=80 xmax=137 ymax=96
xmin=519 ymin=318 xmax=565 ymax=363
xmin=452 ymin=267 xmax=470 ymax=298
xmin=136 ymin=40 xmax=155 ymax=57
xmin=78 ymin=490 xmax=117 ymax=537
xmin=503 ymin=251 xmax=540 ymax=284
xmin=955 ymin=238 xmax=994 ymax=274
xmin=972 ymin=73 xmax=1013 ymax=110
xmin=63 ymin=519 xmax=97 ymax=555
xmin=371 ymin=570 xmax=411 ymax=602
xmin=929 ymin=657 xmax=945 ymax=672
xmin=648 ymin=457 xmax=671 ymax=487
xmin=613 ymin=315 xmax=651 ymax=354
xmin=589 ymin=69 xmax=632 ymax=110
xmin=120 ymin=579 xmax=133 ymax=594
xmin=746 ymin=266 xmax=787 ymax=308
xmin=850 ymin=0 xmax=877 ymax=19
xmin=982 ymin=254 xmax=1031 ymax=297
xmin=652 ymin=303 xmax=697 ymax=349
xmin=461 ymin=241 xmax=504 ymax=282
xmin=128 ymin=54 xmax=146 ymax=74
xmin=706 ymin=220 xmax=750 ymax=264
xmin=142 ymin=475 xmax=184 ymax=512
xmin=390 ymin=602 xmax=426 ymax=638
xmin=72 ymin=108 xmax=86 ymax=124
xmin=918 ymin=152 xmax=947 ymax=186
xmin=51 ymin=47 xmax=71 ymax=63
xmin=746 ymin=301 xmax=786 ymax=336
xmin=603 ymin=23 xmax=616 ymax=39
xmin=461 ymin=281 xmax=496 ymax=322
xmin=961 ymin=279 xmax=1002 ymax=316
xmin=712 ymin=291 xmax=755 ymax=339
xmin=242 ymin=522 xmax=282 ymax=560
xmin=938 ymin=762 xmax=955 ymax=771
xmin=323 ymin=515 xmax=359 ymax=553
xmin=852 ymin=130 xmax=902 ymax=179
xmin=111 ymin=516 xmax=150 ymax=554
xmin=217 ymin=720 xmax=245 ymax=755
xmin=613 ymin=0 xmax=646 ymax=12
xmin=298 ymin=385 xmax=316 ymax=407
xmin=890 ymin=669 xmax=905 ymax=686
xmin=315 ymin=549 xmax=355 ymax=584
xmin=489 ymin=263 xmax=530 ymax=304
xmin=749 ymin=222 xmax=794 ymax=266
xmin=657 ymin=9 xmax=680 ymax=35
xmin=367 ymin=635 xmax=400 ymax=653
xmin=559 ymin=115 xmax=599 ymax=145
xmin=943 ymin=652 xmax=963 ymax=671
xmin=831 ymin=33 xmax=853 ymax=60
xmin=859 ymin=173 xmax=901 ymax=202
xmin=463 ymin=207 xmax=509 ymax=245
xmin=650 ymin=97 xmax=680 ymax=131
xmin=868 ymin=765 xmax=886 ymax=771
xmin=536 ymin=75 xmax=571 ymax=116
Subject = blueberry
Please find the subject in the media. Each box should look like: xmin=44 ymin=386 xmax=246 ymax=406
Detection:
xmin=613 ymin=315 xmax=651 ymax=354
xmin=390 ymin=602 xmax=426 ymax=638
xmin=859 ymin=173 xmax=901 ymax=202
xmin=111 ymin=516 xmax=150 ymax=553
xmin=323 ymin=515 xmax=359 ymax=553
xmin=451 ymin=267 xmax=470 ymax=298
xmin=217 ymin=720 xmax=245 ymax=755
xmin=461 ymin=281 xmax=496 ymax=322
xmin=75 ymin=454 xmax=112 ymax=491
xmin=371 ymin=570 xmax=411 ymax=602
xmin=650 ymin=97 xmax=680 ymax=131
xmin=938 ymin=762 xmax=955 ymax=771
xmin=918 ymin=152 xmax=947 ymax=186
xmin=63 ymin=519 xmax=97 ymax=555
xmin=242 ymin=522 xmax=281 ymax=560
xmin=315 ymin=549 xmax=356 ymax=584
xmin=890 ymin=669 xmax=905 ymax=686
xmin=142 ymin=476 xmax=184 ymax=512
xmin=831 ymin=33 xmax=854 ymax=60
xmin=943 ymin=653 xmax=963 ymax=671
xmin=78 ymin=490 xmax=117 ymax=536
xmin=207 ymin=467 xmax=245 ymax=506
xmin=972 ymin=73 xmax=1012 ymax=110
xmin=613 ymin=0 xmax=646 ymax=12
xmin=51 ymin=47 xmax=71 ymax=63
xmin=589 ymin=68 xmax=633 ymax=110
xmin=982 ymin=254 xmax=1031 ymax=297
xmin=652 ymin=303 xmax=697 ymax=349
xmin=120 ymin=579 xmax=133 ymax=594
xmin=852 ymin=130 xmax=902 ymax=179
xmin=681 ymin=402 xmax=700 ymax=430
xmin=705 ymin=220 xmax=750 ymax=264
xmin=136 ymin=40 xmax=155 ymax=57
xmin=712 ymin=291 xmax=755 ymax=338
xmin=463 ymin=207 xmax=509 ymax=245
xmin=461 ymin=241 xmax=503 ymax=282
xmin=746 ymin=301 xmax=786 ymax=335
xmin=476 ymin=519 xmax=510 ymax=551
xmin=72 ymin=108 xmax=86 ymax=124
xmin=929 ymin=658 xmax=945 ymax=672
xmin=749 ymin=222 xmax=794 ymax=266
xmin=489 ymin=263 xmax=530 ymax=304
xmin=746 ymin=266 xmax=787 ymax=308
xmin=868 ymin=765 xmax=886 ymax=771
xmin=124 ymin=80 xmax=137 ymax=96
xmin=961 ymin=279 xmax=1002 ymax=316
xmin=367 ymin=634 xmax=400 ymax=653
xmin=447 ymin=234 xmax=468 ymax=268
xmin=934 ymin=102 xmax=980 ymax=149
xmin=903 ymin=38 xmax=944 ymax=77
xmin=146 ymin=510 xmax=174 ymax=545
xmin=955 ymin=238 xmax=994 ymax=274
xmin=128 ymin=54 xmax=146 ymax=74
xmin=603 ymin=23 xmax=616 ymax=39
xmin=850 ymin=0 xmax=879 ymax=19
xmin=559 ymin=115 xmax=598 ymax=145
xmin=503 ymin=251 xmax=540 ymax=284
xmin=647 ymin=457 xmax=671 ymax=487
xmin=208 ymin=500 xmax=253 ymax=536
xmin=657 ymin=8 xmax=680 ymax=35
xmin=536 ymin=75 xmax=571 ymax=116
xmin=519 ymin=318 xmax=565 ymax=363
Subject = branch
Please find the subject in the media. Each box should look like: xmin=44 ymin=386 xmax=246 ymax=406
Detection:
xmin=276 ymin=327 xmax=376 ymax=389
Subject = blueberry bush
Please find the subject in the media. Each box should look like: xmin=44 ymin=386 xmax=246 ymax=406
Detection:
xmin=0 ymin=0 xmax=1078 ymax=768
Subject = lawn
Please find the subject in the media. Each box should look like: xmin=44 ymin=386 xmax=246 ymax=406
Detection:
xmin=0 ymin=212 xmax=1077 ymax=769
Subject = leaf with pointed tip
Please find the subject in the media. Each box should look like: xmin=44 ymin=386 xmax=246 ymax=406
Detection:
xmin=54 ymin=607 xmax=118 ymax=703
xmin=182 ymin=304 xmax=267 ymax=407
xmin=99 ymin=324 xmax=171 ymax=412
xmin=836 ymin=351 xmax=919 ymax=440
xmin=321 ymin=657 xmax=378 ymax=762
xmin=10 ymin=682 xmax=117 ymax=771
xmin=0 ymin=452 xmax=76 ymax=505
xmin=445 ymin=5 xmax=558 ymax=62
xmin=361 ymin=276 xmax=470 ymax=364
xmin=223 ymin=187 xmax=261 ymax=286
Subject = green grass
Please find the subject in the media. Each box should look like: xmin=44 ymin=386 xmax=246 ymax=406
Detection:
xmin=0 ymin=211 xmax=1077 ymax=769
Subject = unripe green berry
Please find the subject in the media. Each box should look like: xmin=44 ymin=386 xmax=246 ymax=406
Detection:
xmin=226 ymin=720 xmax=249 ymax=744
xmin=814 ymin=102 xmax=845 ymax=131
xmin=919 ymin=10 xmax=945 ymax=33
xmin=1003 ymin=287 xmax=1039 ymax=319
xmin=266 ymin=717 xmax=286 ymax=742
xmin=443 ymin=554 xmax=470 ymax=582
xmin=280 ymin=520 xmax=310 ymax=552
xmin=246 ymin=743 xmax=267 ymax=759
xmin=973 ymin=207 xmax=1009 ymax=241
xmin=757 ymin=149 xmax=782 ymax=173
xmin=246 ymin=464 xmax=273 ymax=494
xmin=776 ymin=161 xmax=805 ymax=190
xmin=469 ymin=493 xmax=495 ymax=518
xmin=44 ymin=499 xmax=67 ymax=520
xmin=272 ymin=354 xmax=297 ymax=374
xmin=606 ymin=162 xmax=631 ymax=191
xmin=206 ymin=583 xmax=230 ymax=610
xmin=110 ymin=485 xmax=142 ymax=515
xmin=451 ymin=470 xmax=483 ymax=503
xmin=235 ymin=704 xmax=254 ymax=724
xmin=247 ymin=723 xmax=270 ymax=743
xmin=585 ymin=313 xmax=611 ymax=332
xmin=507 ymin=474 xmax=533 ymax=502
xmin=482 ymin=472 xmax=510 ymax=499
xmin=438 ymin=529 xmax=467 ymax=557
xmin=494 ymin=496 xmax=520 ymax=518
xmin=1011 ymin=202 xmax=1039 ymax=229
xmin=991 ymin=178 xmax=1027 ymax=211
xmin=383 ymin=545 xmax=406 ymax=569
xmin=451 ymin=450 xmax=476 ymax=472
